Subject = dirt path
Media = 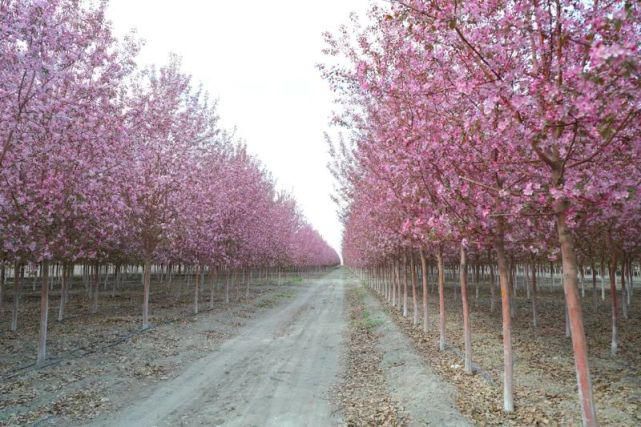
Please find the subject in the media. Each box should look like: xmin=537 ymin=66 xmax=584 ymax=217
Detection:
xmin=363 ymin=290 xmax=470 ymax=426
xmin=91 ymin=270 xmax=346 ymax=427
xmin=336 ymin=271 xmax=469 ymax=426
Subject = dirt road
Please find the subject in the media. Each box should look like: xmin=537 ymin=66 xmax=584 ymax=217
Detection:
xmin=93 ymin=270 xmax=347 ymax=427
xmin=85 ymin=269 xmax=468 ymax=426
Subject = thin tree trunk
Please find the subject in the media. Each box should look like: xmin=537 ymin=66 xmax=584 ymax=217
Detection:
xmin=437 ymin=248 xmax=446 ymax=352
xmin=58 ymin=264 xmax=68 ymax=322
xmin=420 ymin=250 xmax=429 ymax=332
xmin=411 ymin=254 xmax=418 ymax=326
xmin=90 ymin=263 xmax=99 ymax=314
xmin=194 ymin=265 xmax=201 ymax=314
xmin=0 ymin=263 xmax=5 ymax=316
xmin=608 ymin=254 xmax=618 ymax=355
xmin=495 ymin=230 xmax=514 ymax=412
xmin=392 ymin=261 xmax=397 ymax=308
xmin=209 ymin=268 xmax=216 ymax=309
xmin=37 ymin=261 xmax=50 ymax=366
xmin=531 ymin=260 xmax=538 ymax=328
xmin=620 ymin=259 xmax=628 ymax=320
xmin=402 ymin=255 xmax=408 ymax=317
xmin=245 ymin=269 xmax=250 ymax=299
xmin=474 ymin=262 xmax=480 ymax=303
xmin=508 ymin=260 xmax=516 ymax=318
xmin=142 ymin=258 xmax=151 ymax=330
xmin=460 ymin=244 xmax=472 ymax=374
xmin=555 ymin=201 xmax=597 ymax=427
xmin=591 ymin=260 xmax=597 ymax=312
xmin=600 ymin=259 xmax=606 ymax=301
xmin=11 ymin=263 xmax=22 ymax=332
xmin=490 ymin=260 xmax=496 ymax=313
xmin=225 ymin=275 xmax=230 ymax=304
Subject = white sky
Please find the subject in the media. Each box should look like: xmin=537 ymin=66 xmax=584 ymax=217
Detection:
xmin=107 ymin=1 xmax=370 ymax=257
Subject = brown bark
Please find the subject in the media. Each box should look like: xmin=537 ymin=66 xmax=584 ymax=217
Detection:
xmin=420 ymin=249 xmax=429 ymax=333
xmin=556 ymin=201 xmax=597 ymax=426
xmin=460 ymin=244 xmax=472 ymax=374
xmin=609 ymin=255 xmax=619 ymax=355
xmin=495 ymin=231 xmax=514 ymax=412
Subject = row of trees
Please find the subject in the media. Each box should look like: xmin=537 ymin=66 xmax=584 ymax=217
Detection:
xmin=0 ymin=0 xmax=339 ymax=366
xmin=323 ymin=1 xmax=640 ymax=425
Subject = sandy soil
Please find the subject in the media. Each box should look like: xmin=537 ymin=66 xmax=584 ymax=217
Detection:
xmin=0 ymin=274 xmax=318 ymax=425
xmin=89 ymin=270 xmax=346 ymax=427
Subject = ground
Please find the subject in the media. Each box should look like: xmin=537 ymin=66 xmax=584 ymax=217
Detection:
xmin=1 ymin=268 xmax=639 ymax=426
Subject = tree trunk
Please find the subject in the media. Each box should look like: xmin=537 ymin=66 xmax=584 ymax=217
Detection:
xmin=90 ymin=262 xmax=99 ymax=314
xmin=37 ymin=261 xmax=50 ymax=366
xmin=245 ymin=269 xmax=250 ymax=300
xmin=58 ymin=264 xmax=68 ymax=322
xmin=420 ymin=250 xmax=429 ymax=332
xmin=0 ymin=263 xmax=5 ymax=316
xmin=436 ymin=248 xmax=446 ymax=352
xmin=402 ymin=255 xmax=408 ymax=317
xmin=225 ymin=275 xmax=230 ymax=304
xmin=555 ymin=201 xmax=597 ymax=427
xmin=460 ymin=244 xmax=472 ymax=374
xmin=531 ymin=260 xmax=538 ymax=328
xmin=609 ymin=255 xmax=619 ymax=355
xmin=600 ymin=259 xmax=606 ymax=301
xmin=142 ymin=258 xmax=151 ymax=330
xmin=474 ymin=262 xmax=480 ymax=303
xmin=495 ymin=230 xmax=514 ymax=412
xmin=411 ymin=254 xmax=418 ymax=326
xmin=194 ymin=265 xmax=201 ymax=314
xmin=620 ymin=259 xmax=628 ymax=320
xmin=490 ymin=261 xmax=496 ymax=313
xmin=591 ymin=260 xmax=597 ymax=312
xmin=11 ymin=263 xmax=22 ymax=332
xmin=508 ymin=260 xmax=516 ymax=318
xmin=209 ymin=268 xmax=216 ymax=310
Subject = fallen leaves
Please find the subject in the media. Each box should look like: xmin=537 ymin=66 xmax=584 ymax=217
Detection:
xmin=335 ymin=287 xmax=407 ymax=426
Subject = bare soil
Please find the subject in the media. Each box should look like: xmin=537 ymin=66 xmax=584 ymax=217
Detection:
xmin=373 ymin=276 xmax=641 ymax=425
xmin=335 ymin=272 xmax=468 ymax=426
xmin=0 ymin=273 xmax=320 ymax=425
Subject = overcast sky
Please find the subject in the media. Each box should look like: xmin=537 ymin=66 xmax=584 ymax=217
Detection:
xmin=107 ymin=0 xmax=370 ymax=256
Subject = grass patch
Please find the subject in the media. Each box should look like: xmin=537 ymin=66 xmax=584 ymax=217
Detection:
xmin=359 ymin=307 xmax=384 ymax=331
xmin=353 ymin=286 xmax=384 ymax=331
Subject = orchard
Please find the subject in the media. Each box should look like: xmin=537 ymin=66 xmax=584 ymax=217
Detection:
xmin=323 ymin=0 xmax=640 ymax=425
xmin=0 ymin=0 xmax=338 ymax=373
xmin=1 ymin=0 xmax=640 ymax=425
